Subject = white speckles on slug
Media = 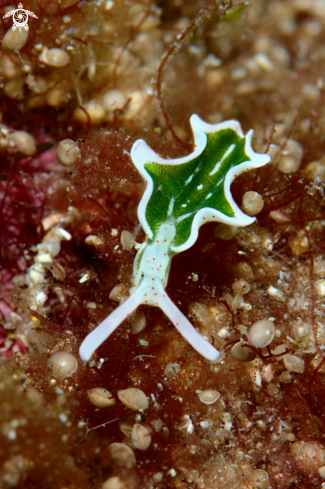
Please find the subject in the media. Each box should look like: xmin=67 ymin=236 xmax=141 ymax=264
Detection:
xmin=185 ymin=173 xmax=194 ymax=185
xmin=167 ymin=196 xmax=175 ymax=217
xmin=209 ymin=143 xmax=235 ymax=176
xmin=131 ymin=219 xmax=176 ymax=303
xmin=197 ymin=184 xmax=203 ymax=190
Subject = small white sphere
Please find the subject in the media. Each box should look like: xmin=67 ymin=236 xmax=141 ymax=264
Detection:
xmin=283 ymin=354 xmax=305 ymax=373
xmin=85 ymin=101 xmax=106 ymax=124
xmin=3 ymin=27 xmax=29 ymax=51
xmin=231 ymin=342 xmax=257 ymax=362
xmin=9 ymin=131 xmax=36 ymax=156
xmin=214 ymin=224 xmax=239 ymax=240
xmin=267 ymin=143 xmax=280 ymax=163
xmin=117 ymin=387 xmax=149 ymax=410
xmin=278 ymin=155 xmax=300 ymax=173
xmin=73 ymin=102 xmax=106 ymax=125
xmin=103 ymin=89 xmax=127 ymax=112
xmin=87 ymin=388 xmax=116 ymax=408
xmin=248 ymin=319 xmax=275 ymax=348
xmin=84 ymin=235 xmax=103 ymax=247
xmin=242 ymin=191 xmax=264 ymax=216
xmin=46 ymin=48 xmax=70 ymax=67
xmin=198 ymin=389 xmax=220 ymax=405
xmin=121 ymin=230 xmax=134 ymax=251
xmin=109 ymin=443 xmax=136 ymax=468
xmin=57 ymin=139 xmax=80 ymax=167
xmin=131 ymin=311 xmax=146 ymax=334
xmin=284 ymin=139 xmax=303 ymax=162
xmin=315 ymin=279 xmax=325 ymax=297
xmin=102 ymin=476 xmax=126 ymax=489
xmin=0 ymin=54 xmax=22 ymax=79
xmin=232 ymin=279 xmax=251 ymax=295
xmin=47 ymin=351 xmax=77 ymax=380
xmin=46 ymin=88 xmax=67 ymax=107
xmin=249 ymin=469 xmax=269 ymax=489
xmin=319 ymin=465 xmax=325 ymax=478
xmin=269 ymin=210 xmax=291 ymax=223
xmin=41 ymin=48 xmax=70 ymax=67
xmin=131 ymin=423 xmax=151 ymax=450
xmin=295 ymin=441 xmax=325 ymax=475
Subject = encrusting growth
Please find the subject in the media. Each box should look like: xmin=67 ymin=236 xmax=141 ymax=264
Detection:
xmin=79 ymin=115 xmax=270 ymax=362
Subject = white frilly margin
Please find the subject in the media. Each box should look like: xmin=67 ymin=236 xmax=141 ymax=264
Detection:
xmin=131 ymin=114 xmax=271 ymax=253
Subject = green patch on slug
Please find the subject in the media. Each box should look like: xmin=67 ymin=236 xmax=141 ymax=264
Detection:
xmin=144 ymin=128 xmax=252 ymax=249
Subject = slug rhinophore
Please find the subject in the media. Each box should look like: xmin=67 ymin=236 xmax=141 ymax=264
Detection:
xmin=79 ymin=115 xmax=271 ymax=362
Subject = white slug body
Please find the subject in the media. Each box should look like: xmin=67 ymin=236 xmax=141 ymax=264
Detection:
xmin=130 ymin=218 xmax=176 ymax=302
xmin=79 ymin=115 xmax=271 ymax=362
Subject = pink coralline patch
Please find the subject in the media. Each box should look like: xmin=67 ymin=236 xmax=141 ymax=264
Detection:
xmin=0 ymin=174 xmax=46 ymax=271
xmin=0 ymin=143 xmax=59 ymax=360
xmin=0 ymin=329 xmax=29 ymax=357
xmin=21 ymin=145 xmax=64 ymax=173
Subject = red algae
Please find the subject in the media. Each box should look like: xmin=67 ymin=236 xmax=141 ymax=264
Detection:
xmin=1 ymin=0 xmax=325 ymax=488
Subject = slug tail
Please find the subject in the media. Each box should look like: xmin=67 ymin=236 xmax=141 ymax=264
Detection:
xmin=79 ymin=287 xmax=143 ymax=361
xmin=158 ymin=292 xmax=220 ymax=361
